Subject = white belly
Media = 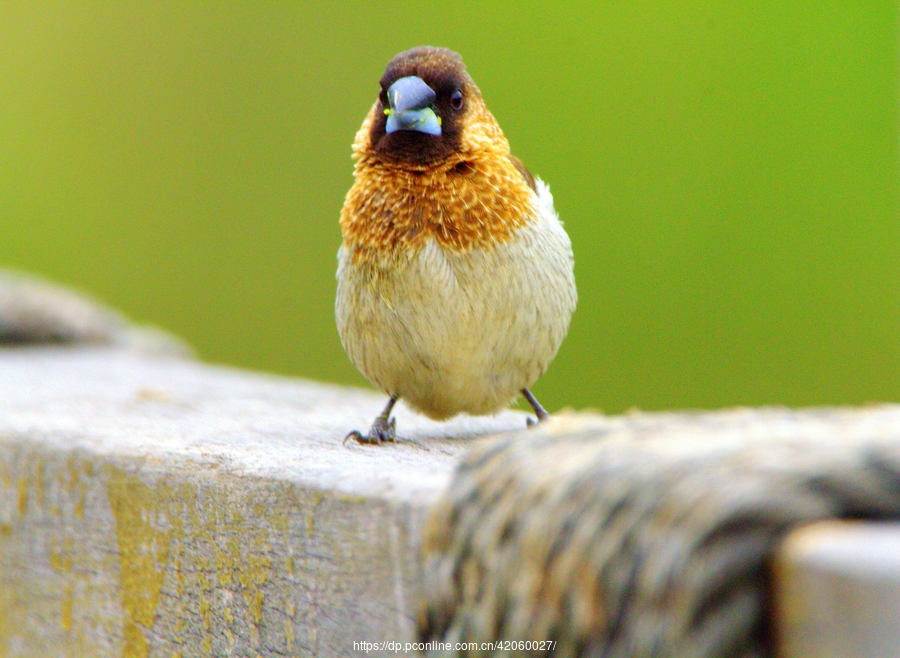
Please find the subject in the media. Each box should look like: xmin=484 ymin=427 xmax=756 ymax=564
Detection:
xmin=335 ymin=180 xmax=576 ymax=420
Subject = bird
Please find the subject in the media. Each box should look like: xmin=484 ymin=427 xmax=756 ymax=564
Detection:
xmin=336 ymin=46 xmax=576 ymax=444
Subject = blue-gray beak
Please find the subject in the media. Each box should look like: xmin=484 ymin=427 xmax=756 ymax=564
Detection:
xmin=384 ymin=76 xmax=442 ymax=136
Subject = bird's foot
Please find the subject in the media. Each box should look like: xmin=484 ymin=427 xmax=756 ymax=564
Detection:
xmin=526 ymin=414 xmax=550 ymax=428
xmin=522 ymin=388 xmax=550 ymax=429
xmin=344 ymin=415 xmax=397 ymax=446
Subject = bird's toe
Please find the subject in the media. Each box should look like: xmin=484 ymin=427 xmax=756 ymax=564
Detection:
xmin=344 ymin=416 xmax=397 ymax=446
xmin=526 ymin=414 xmax=550 ymax=429
xmin=343 ymin=429 xmax=370 ymax=445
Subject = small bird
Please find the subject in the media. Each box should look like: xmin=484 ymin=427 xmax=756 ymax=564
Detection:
xmin=337 ymin=47 xmax=576 ymax=444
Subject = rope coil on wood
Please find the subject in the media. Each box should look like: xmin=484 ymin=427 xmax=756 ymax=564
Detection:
xmin=418 ymin=410 xmax=900 ymax=657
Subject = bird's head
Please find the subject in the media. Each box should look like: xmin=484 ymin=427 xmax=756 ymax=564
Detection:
xmin=354 ymin=47 xmax=507 ymax=169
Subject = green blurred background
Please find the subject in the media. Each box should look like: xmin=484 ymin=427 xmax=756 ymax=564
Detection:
xmin=1 ymin=3 xmax=898 ymax=414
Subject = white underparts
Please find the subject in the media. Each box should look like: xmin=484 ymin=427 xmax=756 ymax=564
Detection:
xmin=336 ymin=179 xmax=577 ymax=420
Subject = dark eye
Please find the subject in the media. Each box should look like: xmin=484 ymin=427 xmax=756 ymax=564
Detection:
xmin=450 ymin=89 xmax=463 ymax=110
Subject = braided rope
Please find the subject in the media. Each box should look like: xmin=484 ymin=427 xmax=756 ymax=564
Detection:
xmin=418 ymin=409 xmax=900 ymax=657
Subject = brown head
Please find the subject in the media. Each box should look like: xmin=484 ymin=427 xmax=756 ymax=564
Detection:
xmin=342 ymin=47 xmax=537 ymax=259
xmin=353 ymin=47 xmax=508 ymax=169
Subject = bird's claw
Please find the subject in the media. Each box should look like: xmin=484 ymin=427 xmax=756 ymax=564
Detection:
xmin=343 ymin=415 xmax=397 ymax=446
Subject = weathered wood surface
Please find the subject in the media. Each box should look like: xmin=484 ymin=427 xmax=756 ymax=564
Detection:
xmin=3 ymin=345 xmax=900 ymax=657
xmin=0 ymin=346 xmax=528 ymax=657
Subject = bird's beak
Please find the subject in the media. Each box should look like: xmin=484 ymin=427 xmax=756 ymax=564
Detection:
xmin=384 ymin=76 xmax=442 ymax=136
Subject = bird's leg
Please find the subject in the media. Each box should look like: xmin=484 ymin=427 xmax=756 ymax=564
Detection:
xmin=522 ymin=388 xmax=549 ymax=427
xmin=344 ymin=396 xmax=399 ymax=445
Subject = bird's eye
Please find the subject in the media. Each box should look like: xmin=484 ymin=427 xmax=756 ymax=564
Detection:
xmin=450 ymin=89 xmax=463 ymax=110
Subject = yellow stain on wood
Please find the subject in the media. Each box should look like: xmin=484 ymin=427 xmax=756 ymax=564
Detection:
xmin=237 ymin=537 xmax=271 ymax=627
xmin=123 ymin=619 xmax=149 ymax=658
xmin=16 ymin=476 xmax=27 ymax=517
xmin=68 ymin=456 xmax=88 ymax=520
xmin=79 ymin=475 xmax=88 ymax=512
xmin=7 ymin=460 xmax=45 ymax=518
xmin=247 ymin=591 xmax=264 ymax=627
xmin=199 ymin=590 xmax=212 ymax=630
xmin=0 ymin=570 xmax=10 ymax=658
xmin=306 ymin=491 xmax=324 ymax=536
xmin=284 ymin=596 xmax=297 ymax=653
xmin=284 ymin=617 xmax=294 ymax=653
xmin=47 ymin=537 xmax=75 ymax=631
xmin=67 ymin=456 xmax=80 ymax=495
xmin=34 ymin=459 xmax=45 ymax=508
xmin=106 ymin=465 xmax=173 ymax=658
xmin=61 ymin=583 xmax=74 ymax=631
xmin=49 ymin=540 xmax=73 ymax=573
xmin=1 ymin=456 xmax=308 ymax=655
xmin=214 ymin=535 xmax=240 ymax=586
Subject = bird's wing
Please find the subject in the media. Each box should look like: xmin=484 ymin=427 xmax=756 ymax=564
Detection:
xmin=508 ymin=155 xmax=537 ymax=193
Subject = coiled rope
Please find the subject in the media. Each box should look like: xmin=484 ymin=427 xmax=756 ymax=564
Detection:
xmin=419 ymin=409 xmax=900 ymax=657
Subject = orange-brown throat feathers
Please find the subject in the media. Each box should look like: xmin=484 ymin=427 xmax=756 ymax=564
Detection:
xmin=341 ymin=154 xmax=535 ymax=261
xmin=341 ymin=47 xmax=537 ymax=262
